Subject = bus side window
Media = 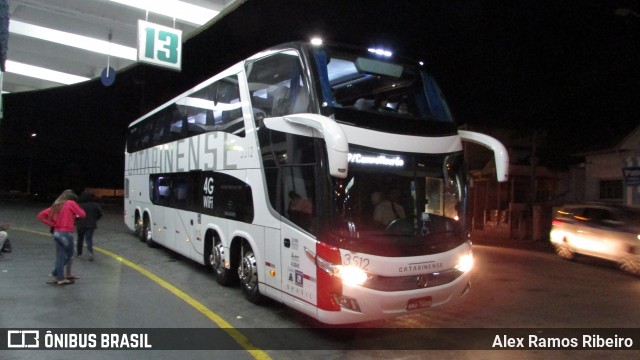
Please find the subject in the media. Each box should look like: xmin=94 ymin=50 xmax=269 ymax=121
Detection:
xmin=258 ymin=119 xmax=318 ymax=234
xmin=189 ymin=75 xmax=244 ymax=136
xmin=219 ymin=80 xmax=242 ymax=122
xmin=283 ymin=166 xmax=316 ymax=232
xmin=246 ymin=50 xmax=309 ymax=118
xmin=151 ymin=175 xmax=171 ymax=206
xmin=173 ymin=177 xmax=188 ymax=209
xmin=290 ymin=78 xmax=310 ymax=114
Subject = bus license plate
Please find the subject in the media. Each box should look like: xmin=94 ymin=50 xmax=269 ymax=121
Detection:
xmin=406 ymin=296 xmax=432 ymax=310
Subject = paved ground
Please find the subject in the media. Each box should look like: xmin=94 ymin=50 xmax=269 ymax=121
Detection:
xmin=0 ymin=198 xmax=561 ymax=360
xmin=0 ymin=199 xmax=252 ymax=360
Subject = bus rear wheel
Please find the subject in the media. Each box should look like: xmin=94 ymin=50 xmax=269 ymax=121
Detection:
xmin=238 ymin=244 xmax=263 ymax=304
xmin=209 ymin=240 xmax=235 ymax=286
xmin=134 ymin=213 xmax=143 ymax=239
xmin=143 ymin=217 xmax=157 ymax=248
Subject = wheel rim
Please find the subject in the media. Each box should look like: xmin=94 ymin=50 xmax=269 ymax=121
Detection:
xmin=210 ymin=242 xmax=224 ymax=270
xmin=620 ymin=256 xmax=640 ymax=275
xmin=556 ymin=245 xmax=573 ymax=259
xmin=134 ymin=217 xmax=143 ymax=235
xmin=239 ymin=251 xmax=258 ymax=291
xmin=145 ymin=222 xmax=152 ymax=242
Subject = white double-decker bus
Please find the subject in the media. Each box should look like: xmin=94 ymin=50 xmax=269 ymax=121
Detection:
xmin=124 ymin=39 xmax=508 ymax=324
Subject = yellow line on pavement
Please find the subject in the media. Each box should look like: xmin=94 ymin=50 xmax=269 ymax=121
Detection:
xmin=14 ymin=227 xmax=272 ymax=360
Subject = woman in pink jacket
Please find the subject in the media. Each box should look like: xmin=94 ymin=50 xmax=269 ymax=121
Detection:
xmin=38 ymin=190 xmax=86 ymax=285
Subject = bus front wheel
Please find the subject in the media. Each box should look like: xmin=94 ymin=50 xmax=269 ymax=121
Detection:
xmin=238 ymin=244 xmax=263 ymax=304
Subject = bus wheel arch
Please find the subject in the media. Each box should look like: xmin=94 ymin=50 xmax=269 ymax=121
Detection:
xmin=205 ymin=230 xmax=237 ymax=286
xmin=235 ymin=237 xmax=264 ymax=304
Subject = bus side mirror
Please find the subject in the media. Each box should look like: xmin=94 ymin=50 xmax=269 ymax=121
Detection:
xmin=458 ymin=130 xmax=509 ymax=183
xmin=263 ymin=114 xmax=349 ymax=178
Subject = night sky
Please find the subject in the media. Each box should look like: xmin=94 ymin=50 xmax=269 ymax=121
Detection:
xmin=1 ymin=0 xmax=639 ymax=194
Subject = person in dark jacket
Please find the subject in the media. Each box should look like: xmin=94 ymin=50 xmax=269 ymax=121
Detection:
xmin=76 ymin=191 xmax=103 ymax=261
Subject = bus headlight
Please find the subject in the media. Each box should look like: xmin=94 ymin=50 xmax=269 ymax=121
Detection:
xmin=455 ymin=253 xmax=474 ymax=273
xmin=316 ymin=255 xmax=368 ymax=286
xmin=337 ymin=265 xmax=368 ymax=286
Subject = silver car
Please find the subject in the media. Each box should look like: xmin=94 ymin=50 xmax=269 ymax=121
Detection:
xmin=550 ymin=203 xmax=640 ymax=275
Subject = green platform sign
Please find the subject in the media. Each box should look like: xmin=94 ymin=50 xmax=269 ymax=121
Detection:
xmin=137 ymin=20 xmax=182 ymax=71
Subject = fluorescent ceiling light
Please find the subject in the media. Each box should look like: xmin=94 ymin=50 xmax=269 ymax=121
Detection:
xmin=5 ymin=60 xmax=90 ymax=85
xmin=9 ymin=20 xmax=137 ymax=61
xmin=110 ymin=0 xmax=219 ymax=26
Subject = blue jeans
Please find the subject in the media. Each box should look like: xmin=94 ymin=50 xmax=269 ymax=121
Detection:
xmin=77 ymin=228 xmax=94 ymax=256
xmin=52 ymin=232 xmax=74 ymax=280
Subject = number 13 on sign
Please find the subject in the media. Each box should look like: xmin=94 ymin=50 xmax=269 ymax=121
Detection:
xmin=137 ymin=20 xmax=182 ymax=71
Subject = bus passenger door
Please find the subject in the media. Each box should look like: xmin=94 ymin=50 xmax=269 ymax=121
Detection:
xmin=263 ymin=227 xmax=282 ymax=302
xmin=171 ymin=175 xmax=194 ymax=258
xmin=281 ymin=222 xmax=318 ymax=310
xmin=175 ymin=208 xmax=198 ymax=259
xmin=150 ymin=175 xmax=169 ymax=246
xmin=279 ymin=163 xmax=320 ymax=311
xmin=162 ymin=207 xmax=177 ymax=250
xmin=158 ymin=175 xmax=178 ymax=250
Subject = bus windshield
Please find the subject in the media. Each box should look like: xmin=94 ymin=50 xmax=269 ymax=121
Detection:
xmin=328 ymin=149 xmax=468 ymax=257
xmin=311 ymin=44 xmax=455 ymax=135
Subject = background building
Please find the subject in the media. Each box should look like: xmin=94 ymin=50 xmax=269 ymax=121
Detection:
xmin=581 ymin=124 xmax=640 ymax=207
xmin=467 ymin=124 xmax=640 ymax=243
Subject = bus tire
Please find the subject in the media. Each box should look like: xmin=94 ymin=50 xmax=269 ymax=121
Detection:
xmin=134 ymin=212 xmax=143 ymax=239
xmin=208 ymin=238 xmax=236 ymax=286
xmin=143 ymin=216 xmax=157 ymax=248
xmin=238 ymin=243 xmax=263 ymax=304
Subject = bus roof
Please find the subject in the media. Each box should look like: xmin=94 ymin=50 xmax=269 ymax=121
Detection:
xmin=125 ymin=0 xmax=430 ymax=125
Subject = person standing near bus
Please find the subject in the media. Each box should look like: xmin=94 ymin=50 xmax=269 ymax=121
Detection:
xmin=76 ymin=191 xmax=103 ymax=261
xmin=38 ymin=190 xmax=86 ymax=285
xmin=0 ymin=223 xmax=9 ymax=258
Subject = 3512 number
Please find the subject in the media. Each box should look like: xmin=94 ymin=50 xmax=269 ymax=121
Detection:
xmin=343 ymin=254 xmax=370 ymax=270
